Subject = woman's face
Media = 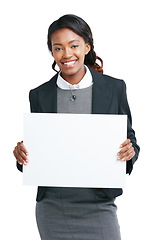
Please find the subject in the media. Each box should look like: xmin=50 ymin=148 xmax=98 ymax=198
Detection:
xmin=51 ymin=28 xmax=91 ymax=84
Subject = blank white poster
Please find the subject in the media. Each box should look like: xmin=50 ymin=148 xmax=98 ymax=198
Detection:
xmin=23 ymin=113 xmax=127 ymax=188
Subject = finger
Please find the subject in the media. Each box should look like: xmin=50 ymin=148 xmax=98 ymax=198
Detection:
xmin=17 ymin=142 xmax=29 ymax=161
xmin=14 ymin=144 xmax=29 ymax=165
xmin=13 ymin=148 xmax=20 ymax=162
xmin=118 ymin=146 xmax=134 ymax=160
xmin=13 ymin=147 xmax=24 ymax=165
xmin=120 ymin=139 xmax=131 ymax=148
xmin=118 ymin=142 xmax=132 ymax=156
xmin=121 ymin=150 xmax=135 ymax=161
xmin=17 ymin=142 xmax=29 ymax=156
xmin=18 ymin=155 xmax=28 ymax=165
xmin=18 ymin=148 xmax=29 ymax=162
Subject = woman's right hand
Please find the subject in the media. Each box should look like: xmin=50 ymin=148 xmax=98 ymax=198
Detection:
xmin=13 ymin=141 xmax=29 ymax=165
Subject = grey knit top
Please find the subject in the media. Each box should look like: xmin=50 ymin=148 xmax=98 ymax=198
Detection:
xmin=57 ymin=85 xmax=93 ymax=114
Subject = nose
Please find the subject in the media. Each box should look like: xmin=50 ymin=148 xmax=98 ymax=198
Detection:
xmin=63 ymin=47 xmax=72 ymax=58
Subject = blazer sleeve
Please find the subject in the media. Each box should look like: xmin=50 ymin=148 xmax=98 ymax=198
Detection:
xmin=16 ymin=89 xmax=40 ymax=172
xmin=119 ymin=80 xmax=140 ymax=174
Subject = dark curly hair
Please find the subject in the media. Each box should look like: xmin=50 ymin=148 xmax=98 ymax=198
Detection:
xmin=47 ymin=14 xmax=103 ymax=74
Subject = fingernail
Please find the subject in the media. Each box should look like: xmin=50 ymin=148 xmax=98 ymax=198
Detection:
xmin=117 ymin=157 xmax=121 ymax=160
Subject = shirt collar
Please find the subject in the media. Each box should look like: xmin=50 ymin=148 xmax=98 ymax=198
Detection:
xmin=57 ymin=65 xmax=93 ymax=90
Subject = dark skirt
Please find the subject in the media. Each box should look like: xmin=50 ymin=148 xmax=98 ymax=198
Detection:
xmin=36 ymin=187 xmax=121 ymax=240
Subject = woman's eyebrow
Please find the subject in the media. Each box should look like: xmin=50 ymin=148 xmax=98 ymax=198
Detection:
xmin=69 ymin=40 xmax=80 ymax=44
xmin=53 ymin=40 xmax=80 ymax=46
xmin=53 ymin=43 xmax=62 ymax=46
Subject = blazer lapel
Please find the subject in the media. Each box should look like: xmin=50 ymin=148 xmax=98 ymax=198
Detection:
xmin=38 ymin=74 xmax=58 ymax=113
xmin=89 ymin=67 xmax=113 ymax=114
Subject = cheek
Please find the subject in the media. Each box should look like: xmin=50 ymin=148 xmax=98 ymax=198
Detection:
xmin=76 ymin=48 xmax=86 ymax=60
xmin=52 ymin=52 xmax=62 ymax=62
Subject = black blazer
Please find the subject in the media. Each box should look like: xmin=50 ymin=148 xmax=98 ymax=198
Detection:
xmin=17 ymin=67 xmax=140 ymax=201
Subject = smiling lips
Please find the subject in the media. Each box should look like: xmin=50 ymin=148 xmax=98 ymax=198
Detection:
xmin=62 ymin=60 xmax=77 ymax=66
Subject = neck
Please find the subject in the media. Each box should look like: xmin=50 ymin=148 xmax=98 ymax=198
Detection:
xmin=61 ymin=66 xmax=86 ymax=85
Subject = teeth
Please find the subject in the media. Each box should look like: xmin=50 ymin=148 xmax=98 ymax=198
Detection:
xmin=63 ymin=61 xmax=76 ymax=66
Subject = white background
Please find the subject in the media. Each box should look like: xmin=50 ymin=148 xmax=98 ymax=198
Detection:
xmin=0 ymin=0 xmax=160 ymax=239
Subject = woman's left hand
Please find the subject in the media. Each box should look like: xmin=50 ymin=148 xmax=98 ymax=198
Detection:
xmin=117 ymin=139 xmax=135 ymax=161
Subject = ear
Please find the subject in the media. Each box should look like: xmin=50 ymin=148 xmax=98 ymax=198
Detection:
xmin=51 ymin=51 xmax=54 ymax=57
xmin=85 ymin=43 xmax=91 ymax=55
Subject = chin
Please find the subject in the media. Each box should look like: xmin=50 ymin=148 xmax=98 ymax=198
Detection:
xmin=61 ymin=67 xmax=80 ymax=76
xmin=62 ymin=64 xmax=85 ymax=76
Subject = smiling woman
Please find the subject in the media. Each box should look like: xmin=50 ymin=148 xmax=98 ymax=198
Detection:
xmin=13 ymin=14 xmax=140 ymax=240
xmin=47 ymin=14 xmax=103 ymax=76
xmin=50 ymin=28 xmax=91 ymax=84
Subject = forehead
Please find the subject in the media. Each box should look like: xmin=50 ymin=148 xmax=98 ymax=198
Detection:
xmin=51 ymin=28 xmax=85 ymax=44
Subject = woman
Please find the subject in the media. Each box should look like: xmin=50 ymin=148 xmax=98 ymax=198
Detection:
xmin=14 ymin=14 xmax=140 ymax=240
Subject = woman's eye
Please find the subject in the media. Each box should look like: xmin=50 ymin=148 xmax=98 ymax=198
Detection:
xmin=71 ymin=45 xmax=79 ymax=49
xmin=55 ymin=47 xmax=62 ymax=51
